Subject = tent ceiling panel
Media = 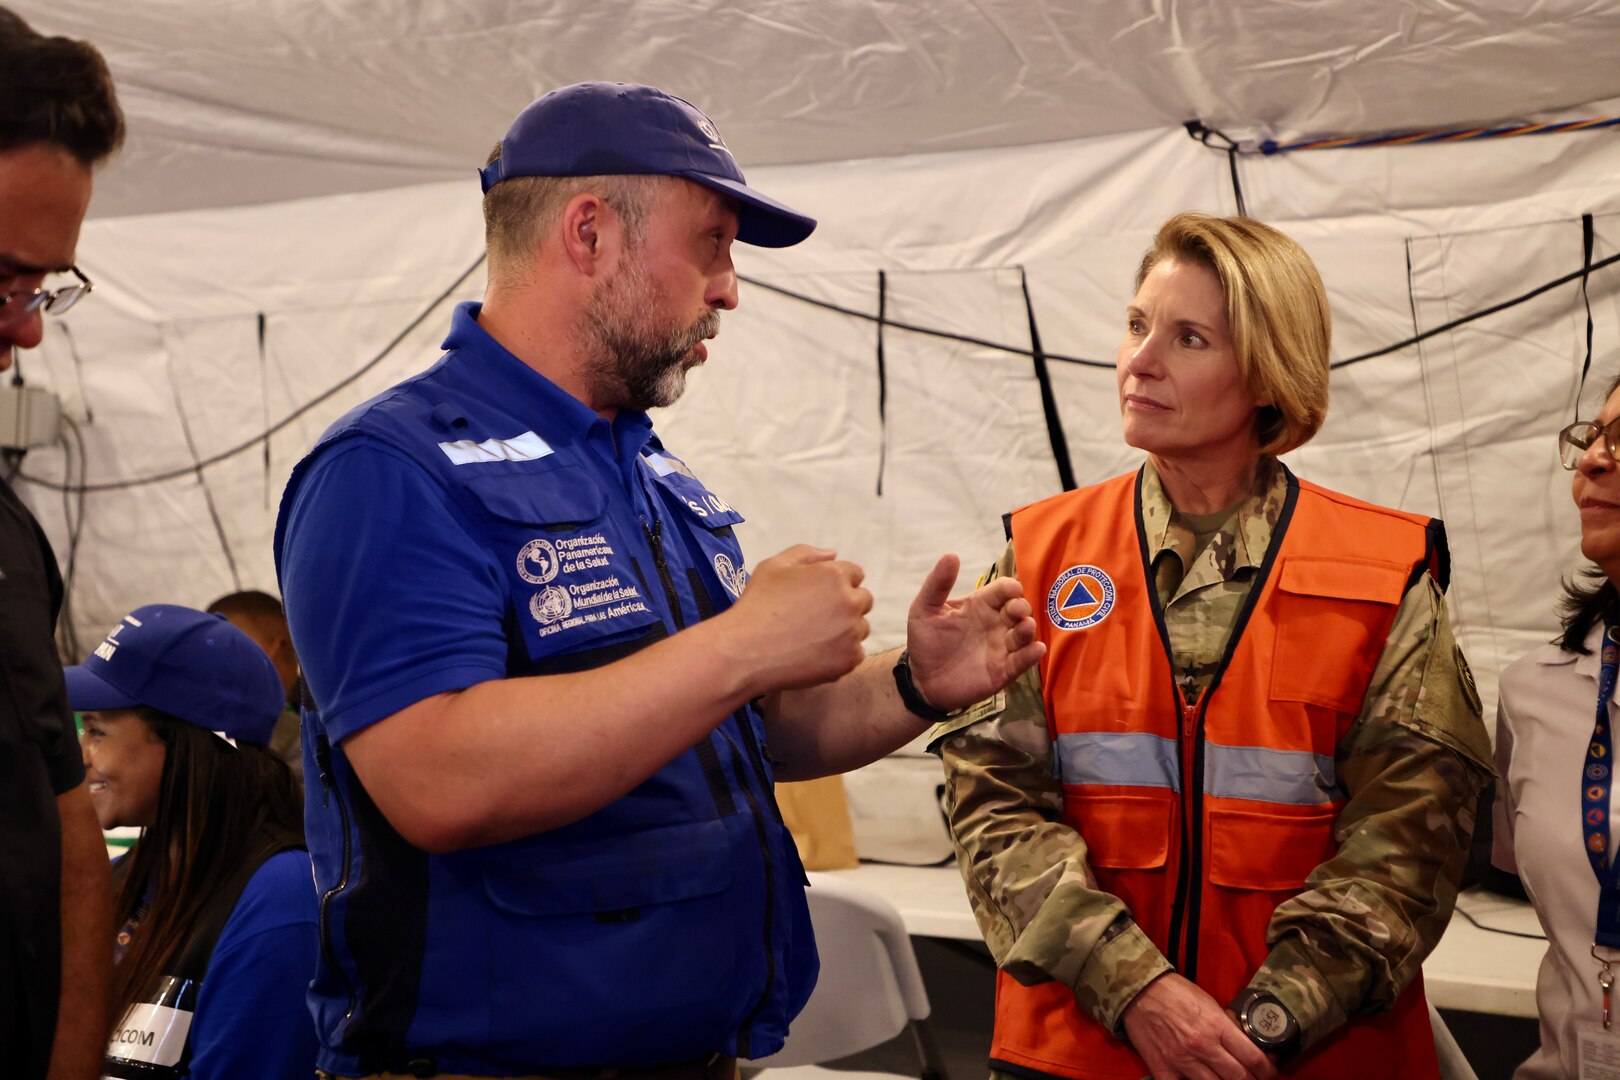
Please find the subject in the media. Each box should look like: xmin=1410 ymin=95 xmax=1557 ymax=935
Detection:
xmin=19 ymin=0 xmax=1620 ymax=218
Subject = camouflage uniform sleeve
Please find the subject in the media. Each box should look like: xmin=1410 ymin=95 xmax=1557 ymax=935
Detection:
xmin=929 ymin=542 xmax=1174 ymax=1034
xmin=1249 ymin=574 xmax=1494 ymax=1051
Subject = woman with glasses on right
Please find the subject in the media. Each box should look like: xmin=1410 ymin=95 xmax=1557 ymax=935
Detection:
xmin=1496 ymin=377 xmax=1620 ymax=1079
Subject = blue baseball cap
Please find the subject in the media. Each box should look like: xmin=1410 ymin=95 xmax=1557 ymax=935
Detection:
xmin=478 ymin=81 xmax=816 ymax=249
xmin=64 ymin=605 xmax=284 ymax=747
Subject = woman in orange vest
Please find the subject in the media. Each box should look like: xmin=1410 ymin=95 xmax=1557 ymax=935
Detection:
xmin=932 ymin=212 xmax=1493 ymax=1080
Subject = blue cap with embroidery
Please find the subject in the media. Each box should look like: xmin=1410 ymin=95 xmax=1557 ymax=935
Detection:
xmin=478 ymin=81 xmax=816 ymax=249
xmin=63 ymin=604 xmax=284 ymax=747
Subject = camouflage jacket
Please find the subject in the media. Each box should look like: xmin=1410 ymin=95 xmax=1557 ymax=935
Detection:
xmin=930 ymin=459 xmax=1494 ymax=1052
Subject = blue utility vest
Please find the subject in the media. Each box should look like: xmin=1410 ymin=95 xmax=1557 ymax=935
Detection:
xmin=273 ymin=311 xmax=816 ymax=1075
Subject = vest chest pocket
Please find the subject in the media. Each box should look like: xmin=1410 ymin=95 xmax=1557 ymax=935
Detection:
xmin=1065 ymin=790 xmax=1173 ymax=870
xmin=1206 ymin=806 xmax=1338 ymax=891
xmin=460 ymin=469 xmax=663 ymax=658
xmin=476 ymin=817 xmax=753 ymax=1060
xmin=1270 ymin=556 xmax=1408 ymax=714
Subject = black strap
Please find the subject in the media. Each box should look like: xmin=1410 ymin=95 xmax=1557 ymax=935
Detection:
xmin=876 ymin=269 xmax=889 ymax=496
xmin=1579 ymin=213 xmax=1597 ymax=418
xmin=1020 ymin=268 xmax=1076 ymax=492
xmin=1416 ymin=518 xmax=1452 ymax=594
xmin=258 ymin=311 xmax=271 ymax=508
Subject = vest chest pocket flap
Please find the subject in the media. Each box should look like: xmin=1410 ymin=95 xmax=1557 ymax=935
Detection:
xmin=481 ymin=816 xmax=737 ymax=916
xmin=1270 ymin=556 xmax=1408 ymax=714
xmin=460 ymin=468 xmax=665 ymax=657
xmin=461 ymin=466 xmax=605 ymax=525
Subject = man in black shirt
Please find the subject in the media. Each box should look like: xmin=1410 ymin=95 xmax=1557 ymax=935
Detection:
xmin=0 ymin=9 xmax=124 ymax=1078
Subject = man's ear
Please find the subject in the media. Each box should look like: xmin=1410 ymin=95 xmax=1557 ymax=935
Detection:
xmin=560 ymin=192 xmax=614 ymax=275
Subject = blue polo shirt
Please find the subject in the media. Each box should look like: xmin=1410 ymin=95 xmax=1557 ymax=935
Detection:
xmin=275 ymin=302 xmax=815 ymax=1076
xmin=283 ymin=303 xmax=674 ymax=743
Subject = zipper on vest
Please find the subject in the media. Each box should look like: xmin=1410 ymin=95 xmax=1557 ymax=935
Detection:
xmin=642 ymin=517 xmax=687 ymax=631
xmin=1181 ymin=687 xmax=1211 ymax=981
xmin=1166 ymin=685 xmax=1207 ymax=977
xmin=639 ymin=515 xmax=780 ymax=1046
xmin=720 ymin=725 xmax=780 ymax=1060
xmin=732 ymin=709 xmax=787 ymax=826
xmin=313 ymin=733 xmax=360 ymax=1033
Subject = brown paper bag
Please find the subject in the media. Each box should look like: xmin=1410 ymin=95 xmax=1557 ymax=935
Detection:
xmin=774 ymin=774 xmax=859 ymax=870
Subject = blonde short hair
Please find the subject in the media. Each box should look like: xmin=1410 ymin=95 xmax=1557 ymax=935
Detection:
xmin=481 ymin=143 xmax=668 ymax=274
xmin=1136 ymin=213 xmax=1332 ymax=456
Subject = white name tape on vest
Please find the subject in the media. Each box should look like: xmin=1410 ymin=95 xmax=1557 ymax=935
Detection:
xmin=107 ymin=1002 xmax=192 ymax=1066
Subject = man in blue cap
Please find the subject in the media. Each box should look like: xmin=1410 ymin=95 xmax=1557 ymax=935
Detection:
xmin=276 ymin=82 xmax=1044 ymax=1079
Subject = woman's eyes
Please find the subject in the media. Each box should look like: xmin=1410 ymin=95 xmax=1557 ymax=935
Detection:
xmin=1128 ymin=319 xmax=1207 ymax=349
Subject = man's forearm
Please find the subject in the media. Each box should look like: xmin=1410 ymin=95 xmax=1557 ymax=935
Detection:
xmin=763 ymin=648 xmax=929 ymax=781
xmin=50 ymin=782 xmax=111 ymax=1080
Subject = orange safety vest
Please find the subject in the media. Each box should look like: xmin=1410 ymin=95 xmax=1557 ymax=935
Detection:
xmin=995 ymin=465 xmax=1445 ymax=1080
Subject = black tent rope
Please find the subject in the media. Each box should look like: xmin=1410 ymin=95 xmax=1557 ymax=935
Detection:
xmin=744 ymin=251 xmax=1620 ymax=372
xmin=1185 ymin=121 xmax=1248 ymax=216
xmin=258 ymin=311 xmax=271 ymax=507
xmin=1332 ymin=247 xmax=1620 ymax=369
xmin=56 ymin=414 xmax=88 ymax=659
xmin=1579 ymin=213 xmax=1597 ymax=418
xmin=1020 ymin=267 xmax=1077 ymax=491
xmin=164 ymin=341 xmax=242 ymax=591
xmin=19 ymin=251 xmax=487 ymax=494
xmin=875 ymin=269 xmax=888 ymax=496
xmin=742 ymin=275 xmax=1114 ymax=369
xmin=20 ymin=243 xmax=1618 ymax=496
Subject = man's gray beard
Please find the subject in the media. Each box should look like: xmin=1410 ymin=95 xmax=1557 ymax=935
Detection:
xmin=583 ymin=255 xmax=721 ymax=412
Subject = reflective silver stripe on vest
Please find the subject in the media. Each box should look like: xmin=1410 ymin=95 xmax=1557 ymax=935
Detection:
xmin=1055 ymin=732 xmax=1180 ymax=791
xmin=1204 ymin=741 xmax=1344 ymax=806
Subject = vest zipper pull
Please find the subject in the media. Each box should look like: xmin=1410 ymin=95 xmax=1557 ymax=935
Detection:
xmin=1181 ymin=687 xmax=1201 ymax=733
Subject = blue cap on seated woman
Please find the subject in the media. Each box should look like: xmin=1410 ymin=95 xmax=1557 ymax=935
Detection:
xmin=63 ymin=604 xmax=285 ymax=746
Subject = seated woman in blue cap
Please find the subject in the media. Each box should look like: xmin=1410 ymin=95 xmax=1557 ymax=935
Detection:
xmin=67 ymin=604 xmax=317 ymax=1080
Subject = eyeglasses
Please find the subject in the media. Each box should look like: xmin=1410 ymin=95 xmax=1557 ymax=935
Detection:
xmin=1559 ymin=416 xmax=1620 ymax=469
xmin=0 ymin=265 xmax=92 ymax=323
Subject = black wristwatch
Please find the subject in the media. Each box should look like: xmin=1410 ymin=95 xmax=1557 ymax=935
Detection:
xmin=1232 ymin=988 xmax=1300 ymax=1061
xmin=892 ymin=651 xmax=952 ymax=722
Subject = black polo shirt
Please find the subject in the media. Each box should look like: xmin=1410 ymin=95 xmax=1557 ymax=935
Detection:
xmin=0 ymin=477 xmax=84 ymax=1079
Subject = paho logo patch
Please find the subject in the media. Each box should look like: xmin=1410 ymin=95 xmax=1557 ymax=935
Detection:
xmin=714 ymin=553 xmax=749 ymax=598
xmin=1047 ymin=565 xmax=1115 ymax=630
xmin=516 ymin=539 xmax=559 ymax=585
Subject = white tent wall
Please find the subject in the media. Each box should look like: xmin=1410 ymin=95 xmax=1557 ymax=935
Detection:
xmin=16 ymin=120 xmax=1620 ymax=725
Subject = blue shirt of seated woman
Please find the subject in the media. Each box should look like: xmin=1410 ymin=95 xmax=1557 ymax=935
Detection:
xmin=69 ymin=604 xmax=318 ymax=1080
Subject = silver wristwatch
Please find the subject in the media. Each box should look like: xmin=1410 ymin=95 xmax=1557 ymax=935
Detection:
xmin=1232 ymin=987 xmax=1300 ymax=1060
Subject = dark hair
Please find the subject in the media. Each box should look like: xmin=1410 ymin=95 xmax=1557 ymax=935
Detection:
xmin=110 ymin=709 xmax=303 ymax=1024
xmin=206 ymin=589 xmax=285 ymax=623
xmin=0 ymin=6 xmax=124 ymax=166
xmin=1558 ymin=372 xmax=1620 ymax=653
